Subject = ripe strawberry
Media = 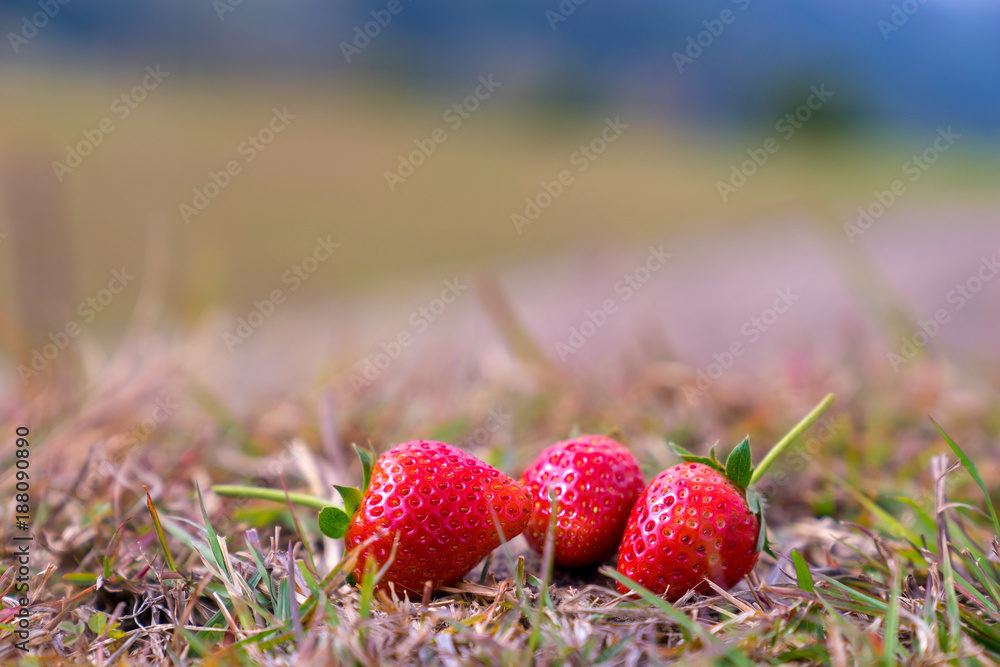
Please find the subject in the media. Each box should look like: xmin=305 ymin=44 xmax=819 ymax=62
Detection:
xmin=520 ymin=435 xmax=645 ymax=567
xmin=331 ymin=441 xmax=532 ymax=595
xmin=616 ymin=441 xmax=762 ymax=601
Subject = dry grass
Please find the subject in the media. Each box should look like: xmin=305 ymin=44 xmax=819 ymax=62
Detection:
xmin=2 ymin=286 xmax=1000 ymax=666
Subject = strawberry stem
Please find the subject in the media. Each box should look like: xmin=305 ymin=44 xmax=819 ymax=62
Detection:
xmin=749 ymin=393 xmax=836 ymax=486
xmin=211 ymin=484 xmax=332 ymax=509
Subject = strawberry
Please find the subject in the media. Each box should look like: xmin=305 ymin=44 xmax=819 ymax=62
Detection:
xmin=616 ymin=439 xmax=764 ymax=601
xmin=319 ymin=440 xmax=532 ymax=596
xmin=520 ymin=435 xmax=645 ymax=567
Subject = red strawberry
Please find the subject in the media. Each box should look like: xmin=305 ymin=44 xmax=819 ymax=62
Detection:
xmin=340 ymin=441 xmax=532 ymax=595
xmin=520 ymin=435 xmax=645 ymax=567
xmin=616 ymin=442 xmax=761 ymax=601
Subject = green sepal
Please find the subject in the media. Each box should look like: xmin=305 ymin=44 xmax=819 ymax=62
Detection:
xmin=668 ymin=442 xmax=724 ymax=474
xmin=604 ymin=426 xmax=627 ymax=444
xmin=319 ymin=445 xmax=371 ymax=539
xmin=353 ymin=444 xmax=374 ymax=493
xmin=725 ymin=437 xmax=753 ymax=490
xmin=761 ymin=532 xmax=776 ymax=558
xmin=745 ymin=487 xmax=774 ymax=557
xmin=335 ymin=485 xmax=362 ymax=517
xmin=318 ymin=506 xmax=351 ymax=539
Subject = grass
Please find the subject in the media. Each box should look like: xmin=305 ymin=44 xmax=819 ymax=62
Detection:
xmin=3 ymin=297 xmax=1000 ymax=665
xmin=3 ymin=68 xmax=1000 ymax=666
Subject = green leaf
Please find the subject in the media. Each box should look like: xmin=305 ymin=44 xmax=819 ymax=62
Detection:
xmin=335 ymin=486 xmax=362 ymax=517
xmin=60 ymin=621 xmax=84 ymax=637
xmin=318 ymin=506 xmax=350 ymax=539
xmin=88 ymin=612 xmax=108 ymax=635
xmin=668 ymin=442 xmax=724 ymax=473
xmin=725 ymin=437 xmax=753 ymax=489
xmin=353 ymin=444 xmax=375 ymax=493
xmin=791 ymin=550 xmax=815 ymax=594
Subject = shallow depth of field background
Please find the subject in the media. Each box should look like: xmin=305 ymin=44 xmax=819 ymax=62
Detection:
xmin=3 ymin=4 xmax=1000 ymax=663
xmin=1 ymin=2 xmax=999 ymax=431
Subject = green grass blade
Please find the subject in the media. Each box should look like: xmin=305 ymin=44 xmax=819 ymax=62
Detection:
xmin=965 ymin=555 xmax=1000 ymax=614
xmin=813 ymin=573 xmax=888 ymax=613
xmin=791 ymin=550 xmax=815 ymax=594
xmin=104 ymin=517 xmax=130 ymax=579
xmin=195 ymin=482 xmax=230 ymax=581
xmin=825 ymin=472 xmax=917 ymax=544
xmin=939 ymin=534 xmax=962 ymax=653
xmin=883 ymin=562 xmax=901 ymax=666
xmin=145 ymin=489 xmax=178 ymax=572
xmin=932 ymin=419 xmax=1000 ymax=538
xmin=601 ymin=568 xmax=702 ymax=642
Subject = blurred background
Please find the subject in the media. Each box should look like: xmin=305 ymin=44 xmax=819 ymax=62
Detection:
xmin=1 ymin=0 xmax=998 ymax=410
xmin=2 ymin=4 xmax=1000 ymax=658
